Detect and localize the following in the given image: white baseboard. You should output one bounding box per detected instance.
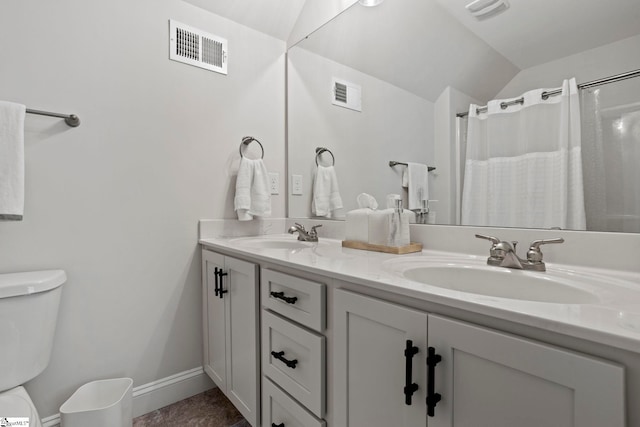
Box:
[41,366,214,427]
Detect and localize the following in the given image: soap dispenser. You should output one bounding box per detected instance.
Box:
[389,199,410,247]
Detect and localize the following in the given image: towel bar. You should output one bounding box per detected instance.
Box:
[26,108,80,127]
[389,161,435,172]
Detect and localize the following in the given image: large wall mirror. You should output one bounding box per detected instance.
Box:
[287,0,640,233]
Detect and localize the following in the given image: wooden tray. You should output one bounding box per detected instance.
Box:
[341,240,423,255]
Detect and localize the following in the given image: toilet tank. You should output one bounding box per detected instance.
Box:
[0,270,66,392]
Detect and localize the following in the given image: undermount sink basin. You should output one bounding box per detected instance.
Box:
[385,258,603,304]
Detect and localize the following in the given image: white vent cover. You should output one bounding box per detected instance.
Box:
[169,20,227,75]
[331,78,362,112]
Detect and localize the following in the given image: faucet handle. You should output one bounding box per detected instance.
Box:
[475,234,500,245]
[294,223,306,231]
[526,238,564,263]
[309,224,322,236]
[476,234,507,261]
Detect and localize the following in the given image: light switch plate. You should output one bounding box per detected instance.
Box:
[292,174,303,195]
[269,173,279,195]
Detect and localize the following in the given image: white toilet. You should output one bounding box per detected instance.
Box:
[0,270,66,427]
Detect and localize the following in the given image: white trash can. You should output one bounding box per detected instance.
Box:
[60,377,133,427]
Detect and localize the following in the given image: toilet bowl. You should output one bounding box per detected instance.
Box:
[0,270,66,427]
[0,386,41,427]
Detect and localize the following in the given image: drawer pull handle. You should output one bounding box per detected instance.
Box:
[213,267,220,297]
[271,350,298,369]
[426,346,442,417]
[404,339,419,405]
[270,291,298,304]
[272,424,285,427]
[216,269,228,299]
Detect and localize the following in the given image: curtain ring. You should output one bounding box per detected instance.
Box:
[315,147,335,166]
[239,136,264,159]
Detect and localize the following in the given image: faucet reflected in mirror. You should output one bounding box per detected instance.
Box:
[288,223,322,242]
[286,0,640,234]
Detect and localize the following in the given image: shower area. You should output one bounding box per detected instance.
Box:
[456,69,640,233]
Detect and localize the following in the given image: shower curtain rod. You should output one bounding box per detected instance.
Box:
[455,68,640,118]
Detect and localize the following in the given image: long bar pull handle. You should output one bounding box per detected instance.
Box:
[270,291,298,305]
[213,267,220,297]
[272,423,285,427]
[216,270,228,299]
[271,351,298,369]
[404,340,420,405]
[426,347,442,417]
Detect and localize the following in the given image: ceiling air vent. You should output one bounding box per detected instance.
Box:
[169,20,227,75]
[332,78,362,112]
[465,0,509,20]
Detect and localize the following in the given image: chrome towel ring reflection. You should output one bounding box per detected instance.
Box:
[239,136,264,159]
[315,147,335,166]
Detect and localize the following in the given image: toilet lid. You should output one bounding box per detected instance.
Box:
[0,394,34,422]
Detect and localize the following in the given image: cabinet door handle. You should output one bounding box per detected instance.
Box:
[216,269,228,299]
[271,350,298,369]
[404,340,419,405]
[272,424,285,427]
[426,346,442,417]
[270,291,298,304]
[213,267,220,296]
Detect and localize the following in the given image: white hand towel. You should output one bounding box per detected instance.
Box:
[404,162,429,210]
[312,165,343,217]
[0,101,26,220]
[234,157,272,221]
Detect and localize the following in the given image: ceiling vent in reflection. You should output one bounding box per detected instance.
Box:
[169,20,227,75]
[332,78,362,112]
[465,0,509,20]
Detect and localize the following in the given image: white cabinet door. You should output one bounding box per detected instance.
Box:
[202,250,226,389]
[202,250,259,426]
[225,256,259,426]
[428,315,625,427]
[333,289,428,427]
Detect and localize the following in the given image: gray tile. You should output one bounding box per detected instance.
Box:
[133,388,246,427]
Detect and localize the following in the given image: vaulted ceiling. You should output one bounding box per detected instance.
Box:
[183,0,640,102]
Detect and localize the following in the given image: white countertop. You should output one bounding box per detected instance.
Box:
[200,234,640,354]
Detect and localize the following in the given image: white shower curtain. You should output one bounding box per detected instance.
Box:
[461,78,586,230]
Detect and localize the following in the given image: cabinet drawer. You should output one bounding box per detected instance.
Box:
[262,377,326,427]
[262,310,325,417]
[261,269,325,332]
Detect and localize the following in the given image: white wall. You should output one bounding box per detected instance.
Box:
[288,46,434,218]
[0,0,285,418]
[287,0,358,48]
[497,34,640,99]
[433,87,479,225]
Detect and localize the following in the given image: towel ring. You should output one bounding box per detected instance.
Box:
[315,147,335,166]
[239,136,264,159]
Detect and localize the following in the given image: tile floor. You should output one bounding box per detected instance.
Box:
[133,388,249,427]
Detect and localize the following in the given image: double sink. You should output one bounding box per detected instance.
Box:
[229,235,633,306]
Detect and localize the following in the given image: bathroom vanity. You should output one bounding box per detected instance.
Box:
[200,229,640,427]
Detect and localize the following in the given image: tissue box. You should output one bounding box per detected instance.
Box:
[345,209,372,242]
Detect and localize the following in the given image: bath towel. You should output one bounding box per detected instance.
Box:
[0,101,26,220]
[234,157,271,221]
[402,162,429,210]
[312,165,343,217]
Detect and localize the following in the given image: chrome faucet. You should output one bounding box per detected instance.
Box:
[288,223,322,242]
[475,234,564,272]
